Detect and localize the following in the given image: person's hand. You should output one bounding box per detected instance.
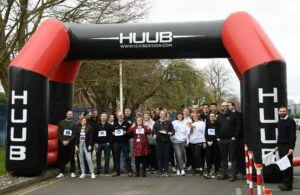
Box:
[94,143,99,150]
[207,141,213,146]
[112,132,115,135]
[288,149,294,156]
[131,123,136,128]
[274,147,278,152]
[231,137,236,141]
[107,142,110,146]
[167,132,173,135]
[88,145,92,151]
[159,130,167,134]
[63,140,69,146]
[123,130,126,134]
[217,138,220,142]
[75,146,79,153]
[153,135,157,140]
[203,143,206,149]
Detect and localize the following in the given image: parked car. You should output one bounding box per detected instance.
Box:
[294,118,300,131]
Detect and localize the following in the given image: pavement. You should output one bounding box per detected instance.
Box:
[1,130,300,195]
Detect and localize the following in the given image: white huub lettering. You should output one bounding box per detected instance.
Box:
[120,32,173,44]
[9,90,28,161]
[258,87,279,156]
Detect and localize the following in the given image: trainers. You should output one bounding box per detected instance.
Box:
[216,175,227,180]
[56,173,64,179]
[172,167,176,172]
[181,170,185,176]
[128,172,133,177]
[176,170,180,176]
[187,166,192,171]
[111,172,120,177]
[91,173,96,179]
[229,176,236,182]
[70,172,76,178]
[163,173,170,177]
[79,173,86,179]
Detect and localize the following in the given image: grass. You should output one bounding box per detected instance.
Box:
[0,148,5,176]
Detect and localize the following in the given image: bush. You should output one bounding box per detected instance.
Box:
[290,113,300,118]
[0,92,7,104]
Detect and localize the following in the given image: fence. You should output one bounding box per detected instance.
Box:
[0,104,7,147]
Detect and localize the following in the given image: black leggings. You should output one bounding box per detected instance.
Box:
[206,141,220,173]
[156,142,171,173]
[190,143,205,170]
[135,156,148,173]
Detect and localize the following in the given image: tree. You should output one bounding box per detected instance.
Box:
[0,0,149,93]
[203,60,233,103]
[145,59,210,109]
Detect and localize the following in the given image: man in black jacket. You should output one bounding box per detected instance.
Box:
[56,111,76,179]
[276,106,296,191]
[93,112,114,175]
[216,102,240,182]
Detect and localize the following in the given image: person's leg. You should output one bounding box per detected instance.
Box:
[129,138,136,173]
[151,145,158,170]
[218,140,228,177]
[169,145,175,169]
[69,143,76,173]
[164,143,171,174]
[185,145,192,168]
[229,139,238,178]
[156,142,164,174]
[96,143,102,174]
[113,142,121,174]
[135,156,141,176]
[172,143,181,170]
[236,138,246,175]
[122,142,132,173]
[78,143,85,174]
[83,144,94,174]
[199,143,205,172]
[279,144,293,188]
[103,143,111,174]
[206,144,213,173]
[120,151,125,172]
[142,156,147,174]
[213,141,220,174]
[58,143,67,174]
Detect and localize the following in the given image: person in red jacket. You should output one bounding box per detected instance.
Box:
[128,116,152,177]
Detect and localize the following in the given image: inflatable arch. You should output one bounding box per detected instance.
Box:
[6,12,292,179]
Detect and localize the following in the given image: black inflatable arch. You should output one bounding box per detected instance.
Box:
[7,12,286,179]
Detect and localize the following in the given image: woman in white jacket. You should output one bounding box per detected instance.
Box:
[171,112,189,176]
[188,111,206,176]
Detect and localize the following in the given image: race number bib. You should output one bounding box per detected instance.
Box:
[136,128,144,134]
[98,131,107,137]
[115,129,124,136]
[80,131,85,141]
[63,129,72,136]
[208,128,215,136]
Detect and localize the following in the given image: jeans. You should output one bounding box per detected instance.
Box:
[218,139,237,177]
[96,143,111,174]
[156,142,171,173]
[113,142,132,174]
[129,138,136,172]
[172,142,186,170]
[78,142,94,174]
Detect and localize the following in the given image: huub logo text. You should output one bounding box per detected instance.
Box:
[9,90,28,161]
[119,32,173,44]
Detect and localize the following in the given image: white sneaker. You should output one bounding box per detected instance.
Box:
[91,173,96,179]
[176,170,180,176]
[71,172,76,178]
[187,166,192,171]
[79,173,86,179]
[56,173,64,179]
[172,167,176,172]
[181,170,186,176]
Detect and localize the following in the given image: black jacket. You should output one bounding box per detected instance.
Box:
[216,111,240,139]
[75,124,94,148]
[153,119,175,143]
[205,122,217,141]
[93,122,114,144]
[277,117,297,149]
[113,120,131,143]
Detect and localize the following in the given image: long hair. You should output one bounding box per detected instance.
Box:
[80,117,92,133]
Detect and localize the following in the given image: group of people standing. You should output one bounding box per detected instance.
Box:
[55,101,245,181]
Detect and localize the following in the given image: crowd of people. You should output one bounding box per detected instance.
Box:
[55,101,245,181]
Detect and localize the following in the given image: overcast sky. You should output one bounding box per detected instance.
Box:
[146,0,300,103]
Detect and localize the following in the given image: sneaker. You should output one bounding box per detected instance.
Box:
[79,173,86,179]
[172,167,176,172]
[216,175,227,180]
[229,176,236,182]
[187,166,192,171]
[235,173,245,179]
[210,173,217,179]
[203,172,211,179]
[111,172,120,177]
[156,173,162,177]
[56,173,64,179]
[105,174,110,177]
[163,173,170,177]
[91,173,96,179]
[176,170,180,176]
[128,172,133,177]
[181,170,185,176]
[70,172,76,178]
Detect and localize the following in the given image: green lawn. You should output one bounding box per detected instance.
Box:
[0,148,5,175]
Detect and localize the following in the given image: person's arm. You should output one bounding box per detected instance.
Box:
[69,123,77,142]
[216,118,220,140]
[88,127,94,147]
[58,121,64,143]
[145,126,151,135]
[289,119,297,150]
[234,114,241,139]
[205,125,209,141]
[75,126,79,147]
[168,121,175,135]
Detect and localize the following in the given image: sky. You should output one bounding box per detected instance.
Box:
[146,0,300,103]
